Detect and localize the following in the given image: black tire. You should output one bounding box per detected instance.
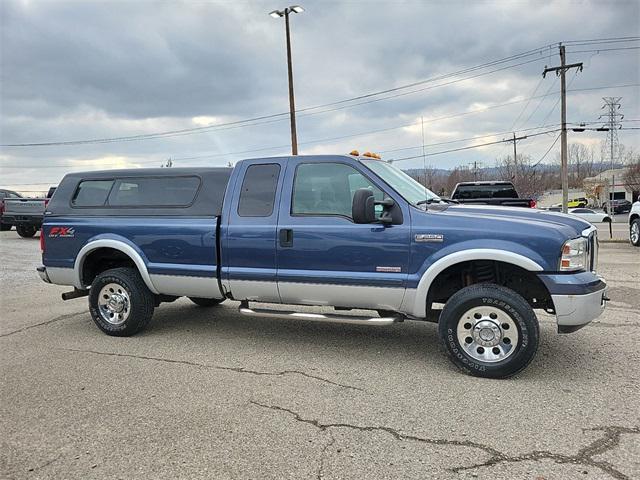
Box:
[16,225,37,237]
[630,218,640,247]
[603,216,612,223]
[89,267,155,336]
[0,223,12,231]
[438,284,539,379]
[189,297,225,307]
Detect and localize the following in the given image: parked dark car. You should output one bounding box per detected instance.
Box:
[0,189,23,231]
[603,199,632,214]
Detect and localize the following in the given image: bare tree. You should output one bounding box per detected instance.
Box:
[568,143,596,187]
[623,148,640,197]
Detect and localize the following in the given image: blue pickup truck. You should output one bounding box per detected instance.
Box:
[38,154,607,378]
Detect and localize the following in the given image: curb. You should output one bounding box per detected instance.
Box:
[599,239,630,244]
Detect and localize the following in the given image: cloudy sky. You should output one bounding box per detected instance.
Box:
[1,0,639,192]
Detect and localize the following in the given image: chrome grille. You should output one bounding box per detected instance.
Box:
[582,227,598,273]
[591,231,598,272]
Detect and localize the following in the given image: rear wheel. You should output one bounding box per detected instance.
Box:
[16,225,37,237]
[89,267,155,336]
[438,284,539,379]
[189,297,225,307]
[0,223,12,231]
[630,219,640,247]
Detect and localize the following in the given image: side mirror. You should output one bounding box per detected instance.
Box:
[352,188,376,224]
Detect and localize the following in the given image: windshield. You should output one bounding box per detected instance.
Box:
[361,159,439,206]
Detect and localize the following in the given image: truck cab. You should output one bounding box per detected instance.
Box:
[38,155,607,378]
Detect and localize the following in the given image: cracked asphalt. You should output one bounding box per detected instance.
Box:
[1,231,639,479]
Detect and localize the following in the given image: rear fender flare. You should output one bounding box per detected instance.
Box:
[74,237,159,294]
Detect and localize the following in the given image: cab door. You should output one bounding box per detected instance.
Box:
[275,157,411,310]
[222,159,286,302]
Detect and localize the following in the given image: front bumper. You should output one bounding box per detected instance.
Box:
[552,286,607,333]
[538,271,607,333]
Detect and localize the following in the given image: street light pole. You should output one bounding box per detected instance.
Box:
[270,6,304,155]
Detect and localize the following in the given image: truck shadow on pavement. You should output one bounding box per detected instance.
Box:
[51,300,604,382]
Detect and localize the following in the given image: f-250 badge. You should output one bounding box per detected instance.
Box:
[49,227,75,238]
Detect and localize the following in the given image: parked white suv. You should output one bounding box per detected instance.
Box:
[630,195,640,247]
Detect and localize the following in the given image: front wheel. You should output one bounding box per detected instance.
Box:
[16,225,37,237]
[631,218,640,247]
[438,284,539,379]
[189,297,225,307]
[89,267,155,336]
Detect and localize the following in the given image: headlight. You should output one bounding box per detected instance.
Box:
[560,237,588,271]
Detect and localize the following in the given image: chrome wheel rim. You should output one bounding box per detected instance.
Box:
[631,222,639,244]
[98,283,131,325]
[456,306,519,363]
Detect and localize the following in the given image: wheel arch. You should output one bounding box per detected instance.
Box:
[409,249,545,318]
[74,237,159,293]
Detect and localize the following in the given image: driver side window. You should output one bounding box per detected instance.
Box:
[292,163,384,219]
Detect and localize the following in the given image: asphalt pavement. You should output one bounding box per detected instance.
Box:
[1,231,639,479]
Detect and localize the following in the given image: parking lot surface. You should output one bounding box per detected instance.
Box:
[1,231,639,479]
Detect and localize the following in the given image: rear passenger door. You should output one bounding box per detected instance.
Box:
[222,159,285,302]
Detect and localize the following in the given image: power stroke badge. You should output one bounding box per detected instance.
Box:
[415,233,444,243]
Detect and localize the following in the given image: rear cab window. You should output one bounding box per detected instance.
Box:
[452,184,518,200]
[238,164,281,217]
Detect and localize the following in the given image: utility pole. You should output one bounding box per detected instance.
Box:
[467,160,483,181]
[543,44,583,213]
[502,132,527,184]
[599,97,623,215]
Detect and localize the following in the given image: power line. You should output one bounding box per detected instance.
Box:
[2,80,638,170]
[532,133,562,167]
[378,123,562,154]
[0,41,586,148]
[3,36,638,148]
[564,46,640,54]
[1,56,550,148]
[563,36,640,44]
[388,129,560,163]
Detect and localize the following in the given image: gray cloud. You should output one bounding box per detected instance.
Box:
[1,0,639,189]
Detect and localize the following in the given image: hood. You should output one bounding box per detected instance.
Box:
[442,204,591,236]
[412,204,593,271]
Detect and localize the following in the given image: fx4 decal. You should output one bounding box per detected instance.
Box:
[49,227,75,238]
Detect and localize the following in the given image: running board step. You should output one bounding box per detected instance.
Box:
[239,304,402,326]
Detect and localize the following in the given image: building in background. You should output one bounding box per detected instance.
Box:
[583,168,638,206]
